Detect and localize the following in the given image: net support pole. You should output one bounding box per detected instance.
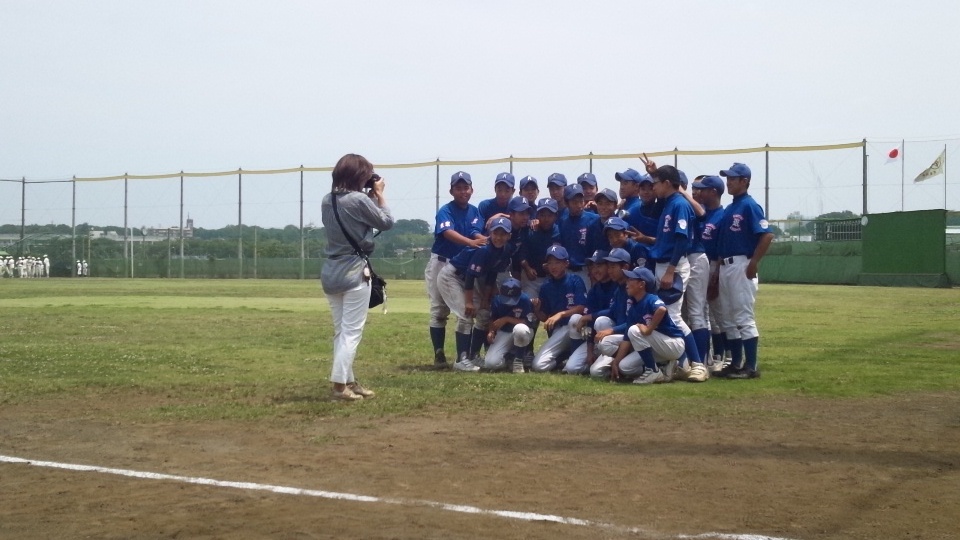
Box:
[673,147,678,168]
[124,175,130,278]
[179,173,185,279]
[71,177,76,277]
[300,166,305,280]
[238,169,243,279]
[509,155,513,175]
[764,143,770,219]
[435,158,440,214]
[862,139,868,215]
[19,177,25,257]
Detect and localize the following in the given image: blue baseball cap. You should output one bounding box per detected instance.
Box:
[577,172,597,186]
[547,173,568,187]
[536,198,559,214]
[587,249,609,264]
[498,277,523,305]
[594,188,618,204]
[693,175,725,195]
[678,170,688,188]
[604,248,632,264]
[450,171,472,186]
[495,172,515,188]
[720,162,752,179]
[546,245,569,261]
[563,183,584,200]
[519,175,538,189]
[508,196,530,213]
[603,216,629,231]
[623,266,658,294]
[657,272,684,305]
[489,216,512,233]
[615,168,643,183]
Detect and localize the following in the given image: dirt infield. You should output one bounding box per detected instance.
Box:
[2,391,958,540]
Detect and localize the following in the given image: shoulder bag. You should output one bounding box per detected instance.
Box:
[331,192,387,309]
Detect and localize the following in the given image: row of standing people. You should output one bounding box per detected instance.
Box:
[424,158,773,382]
[1,255,51,278]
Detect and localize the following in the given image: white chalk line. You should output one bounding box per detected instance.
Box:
[1,454,795,540]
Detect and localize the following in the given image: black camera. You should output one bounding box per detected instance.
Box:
[365,173,381,191]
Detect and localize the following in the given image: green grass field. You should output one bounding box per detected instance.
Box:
[1,278,958,422]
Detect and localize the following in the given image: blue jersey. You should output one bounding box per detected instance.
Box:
[626,293,684,338]
[538,272,587,328]
[520,224,560,278]
[614,238,649,268]
[450,243,513,288]
[593,283,634,334]
[718,193,770,258]
[431,201,483,259]
[699,206,724,261]
[584,280,618,316]
[619,196,643,231]
[648,192,693,263]
[490,294,535,332]
[507,226,528,274]
[559,211,602,269]
[478,198,510,226]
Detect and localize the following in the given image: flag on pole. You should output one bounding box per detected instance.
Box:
[913,149,946,183]
[885,145,901,164]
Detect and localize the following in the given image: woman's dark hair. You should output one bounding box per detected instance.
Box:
[332,153,374,192]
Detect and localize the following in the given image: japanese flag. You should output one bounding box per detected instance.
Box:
[885,145,901,164]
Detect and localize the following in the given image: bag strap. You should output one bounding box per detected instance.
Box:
[331,192,368,261]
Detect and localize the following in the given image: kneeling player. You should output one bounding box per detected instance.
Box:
[609,267,686,384]
[484,278,535,372]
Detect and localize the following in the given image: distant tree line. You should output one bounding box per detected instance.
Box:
[0,219,433,266]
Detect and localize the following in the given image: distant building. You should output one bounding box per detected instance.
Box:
[147,217,195,239]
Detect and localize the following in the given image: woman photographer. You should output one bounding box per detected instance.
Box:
[321,153,394,401]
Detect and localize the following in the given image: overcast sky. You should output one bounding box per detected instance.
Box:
[2,0,959,229]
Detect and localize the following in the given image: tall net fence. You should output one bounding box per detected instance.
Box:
[1,138,957,284]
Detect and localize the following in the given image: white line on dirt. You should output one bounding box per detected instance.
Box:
[1,454,795,540]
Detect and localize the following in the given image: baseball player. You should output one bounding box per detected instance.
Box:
[517,198,561,367]
[518,176,540,220]
[565,249,616,374]
[81,259,88,277]
[608,266,686,384]
[577,172,599,212]
[558,184,602,288]
[593,188,619,231]
[643,161,707,382]
[484,277,536,372]
[530,245,587,372]
[692,175,729,371]
[478,172,516,226]
[426,171,487,368]
[546,173,568,216]
[438,216,515,372]
[586,248,636,379]
[714,163,774,379]
[603,216,649,269]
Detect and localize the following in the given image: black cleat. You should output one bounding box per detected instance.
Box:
[434,349,448,369]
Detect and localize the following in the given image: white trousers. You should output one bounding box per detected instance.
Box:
[684,252,710,331]
[719,255,760,340]
[425,254,451,329]
[326,282,372,384]
[707,260,725,338]
[532,323,577,372]
[655,258,691,335]
[563,315,613,374]
[437,263,475,335]
[484,323,534,371]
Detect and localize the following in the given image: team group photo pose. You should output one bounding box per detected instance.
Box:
[400,154,775,386]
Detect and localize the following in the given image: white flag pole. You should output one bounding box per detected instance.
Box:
[945,144,948,210]
[901,139,906,211]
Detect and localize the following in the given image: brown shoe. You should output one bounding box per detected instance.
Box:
[331,386,363,401]
[348,382,375,398]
